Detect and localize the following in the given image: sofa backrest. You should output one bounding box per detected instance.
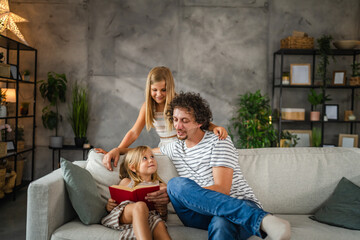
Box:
[85,147,360,215]
[237,147,360,214]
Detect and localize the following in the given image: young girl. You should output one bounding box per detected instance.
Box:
[98,66,228,170]
[101,146,171,240]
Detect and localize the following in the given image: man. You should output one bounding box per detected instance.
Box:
[103,92,291,240]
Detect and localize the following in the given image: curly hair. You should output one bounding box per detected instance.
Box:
[166,91,213,130]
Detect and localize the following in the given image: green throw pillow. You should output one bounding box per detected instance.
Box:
[310,177,360,230]
[60,158,107,225]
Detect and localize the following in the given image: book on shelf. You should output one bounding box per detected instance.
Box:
[109,184,160,210]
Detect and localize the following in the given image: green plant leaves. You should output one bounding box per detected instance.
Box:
[229,90,277,149]
[39,72,67,135]
[68,82,89,138]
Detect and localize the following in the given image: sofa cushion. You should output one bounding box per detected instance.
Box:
[60,158,107,225]
[309,177,360,230]
[85,149,121,203]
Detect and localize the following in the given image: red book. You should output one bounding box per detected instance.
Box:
[109,184,160,210]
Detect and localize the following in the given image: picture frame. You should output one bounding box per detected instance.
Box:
[338,134,358,148]
[285,130,312,147]
[325,104,339,120]
[332,71,346,86]
[290,64,311,85]
[6,141,15,151]
[10,65,22,80]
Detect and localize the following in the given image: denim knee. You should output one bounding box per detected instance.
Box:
[208,216,240,240]
[167,177,190,195]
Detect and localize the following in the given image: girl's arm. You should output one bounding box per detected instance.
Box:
[106,179,131,212]
[118,103,146,148]
[102,103,146,171]
[208,122,228,140]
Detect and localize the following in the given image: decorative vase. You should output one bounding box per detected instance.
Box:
[74,137,86,148]
[0,105,6,118]
[310,111,320,121]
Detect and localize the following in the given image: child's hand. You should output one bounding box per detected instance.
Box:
[213,126,228,140]
[94,148,108,154]
[106,198,118,212]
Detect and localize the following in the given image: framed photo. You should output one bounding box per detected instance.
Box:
[290,64,311,85]
[325,104,339,120]
[10,65,22,80]
[6,141,15,151]
[338,134,358,148]
[285,130,312,147]
[332,71,346,85]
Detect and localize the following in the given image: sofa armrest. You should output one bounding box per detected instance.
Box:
[26,169,76,240]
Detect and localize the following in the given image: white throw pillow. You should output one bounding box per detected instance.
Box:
[85,149,122,203]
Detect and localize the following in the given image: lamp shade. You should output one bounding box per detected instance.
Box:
[2,88,16,102]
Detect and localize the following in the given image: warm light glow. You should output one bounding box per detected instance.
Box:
[0,0,28,45]
[2,88,16,102]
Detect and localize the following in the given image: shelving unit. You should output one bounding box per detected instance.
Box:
[0,34,37,199]
[272,48,360,146]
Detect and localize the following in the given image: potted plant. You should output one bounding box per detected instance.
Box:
[229,90,277,148]
[312,127,322,147]
[350,62,360,86]
[39,72,67,148]
[317,34,333,86]
[279,130,299,147]
[68,82,89,147]
[308,89,331,121]
[22,70,30,81]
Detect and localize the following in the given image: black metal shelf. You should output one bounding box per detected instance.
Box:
[272,48,360,146]
[0,34,37,200]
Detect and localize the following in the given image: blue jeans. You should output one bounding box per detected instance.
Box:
[167,177,268,240]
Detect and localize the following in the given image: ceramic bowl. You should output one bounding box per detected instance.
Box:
[333,40,360,49]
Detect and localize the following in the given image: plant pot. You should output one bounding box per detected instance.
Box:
[20,102,30,116]
[50,136,63,148]
[74,137,87,148]
[23,75,30,81]
[310,111,320,121]
[0,105,6,118]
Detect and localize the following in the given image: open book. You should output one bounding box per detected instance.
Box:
[109,184,160,210]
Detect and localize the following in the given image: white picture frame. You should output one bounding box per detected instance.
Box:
[325,104,339,120]
[332,71,346,86]
[10,65,22,80]
[285,130,312,147]
[290,64,311,85]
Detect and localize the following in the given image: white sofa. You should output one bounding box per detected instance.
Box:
[27,147,360,240]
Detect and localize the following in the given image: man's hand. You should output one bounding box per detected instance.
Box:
[145,186,169,205]
[102,148,121,171]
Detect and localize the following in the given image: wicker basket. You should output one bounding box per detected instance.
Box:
[281,36,314,49]
[349,76,360,86]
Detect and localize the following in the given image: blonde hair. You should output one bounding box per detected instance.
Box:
[119,146,163,187]
[145,66,175,131]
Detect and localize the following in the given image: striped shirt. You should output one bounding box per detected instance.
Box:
[160,131,261,207]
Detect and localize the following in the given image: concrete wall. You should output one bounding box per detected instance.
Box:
[8,0,360,179]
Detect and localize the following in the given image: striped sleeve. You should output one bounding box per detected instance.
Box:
[210,137,238,169]
[160,141,175,159]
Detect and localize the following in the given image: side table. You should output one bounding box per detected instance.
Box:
[49,145,93,170]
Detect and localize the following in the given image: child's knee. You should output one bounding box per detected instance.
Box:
[133,201,149,214]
